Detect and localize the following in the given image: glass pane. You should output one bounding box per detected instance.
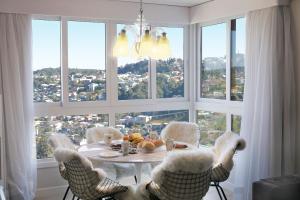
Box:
[117,24,149,100]
[68,21,106,102]
[115,110,189,136]
[35,114,109,159]
[231,18,245,101]
[32,20,61,102]
[201,23,226,99]
[231,115,241,133]
[157,27,184,98]
[196,110,226,146]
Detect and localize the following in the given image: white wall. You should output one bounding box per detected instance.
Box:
[291,0,300,173]
[190,0,289,24]
[0,0,189,25]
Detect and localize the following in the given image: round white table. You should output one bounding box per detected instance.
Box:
[78,141,195,184]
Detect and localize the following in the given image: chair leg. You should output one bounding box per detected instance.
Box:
[134,175,138,184]
[72,195,76,200]
[62,186,70,200]
[214,184,223,200]
[218,184,227,200]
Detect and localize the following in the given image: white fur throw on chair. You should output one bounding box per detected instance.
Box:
[54,147,107,179]
[151,150,213,185]
[212,131,246,171]
[119,150,214,200]
[161,121,200,146]
[48,133,76,150]
[86,127,123,144]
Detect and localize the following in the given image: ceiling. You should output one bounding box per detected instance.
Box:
[108,0,212,7]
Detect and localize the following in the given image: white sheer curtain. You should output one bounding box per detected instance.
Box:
[235,6,297,200]
[0,13,36,200]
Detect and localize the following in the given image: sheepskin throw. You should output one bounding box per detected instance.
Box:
[147,150,213,200]
[86,127,123,144]
[48,134,76,150]
[161,121,200,146]
[212,131,246,171]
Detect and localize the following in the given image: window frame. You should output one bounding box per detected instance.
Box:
[32,16,190,166]
[196,16,244,137]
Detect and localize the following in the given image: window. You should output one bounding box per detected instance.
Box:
[196,111,226,146]
[117,24,149,100]
[68,21,106,102]
[35,114,109,159]
[33,19,188,161]
[231,115,241,133]
[32,20,61,102]
[201,23,226,99]
[156,27,184,98]
[115,110,189,135]
[197,18,245,145]
[231,18,246,101]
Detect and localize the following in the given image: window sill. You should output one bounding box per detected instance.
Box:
[37,158,58,169]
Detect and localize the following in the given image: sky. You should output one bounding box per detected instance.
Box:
[202,18,245,59]
[32,18,245,70]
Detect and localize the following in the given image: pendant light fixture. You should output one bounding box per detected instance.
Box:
[113,0,171,60]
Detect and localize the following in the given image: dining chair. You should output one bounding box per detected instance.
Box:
[210,131,246,200]
[161,121,200,146]
[48,134,77,200]
[86,127,123,144]
[86,127,138,183]
[48,133,77,150]
[54,147,128,200]
[139,150,213,200]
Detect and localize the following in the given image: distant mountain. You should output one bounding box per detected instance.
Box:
[202,57,226,70]
[118,60,148,75]
[202,54,244,70]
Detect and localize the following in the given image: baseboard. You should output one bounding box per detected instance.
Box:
[35,185,69,200]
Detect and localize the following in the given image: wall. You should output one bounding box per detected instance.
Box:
[0,0,189,25]
[291,0,300,173]
[190,0,289,24]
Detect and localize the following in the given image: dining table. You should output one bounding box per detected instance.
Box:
[78,140,196,184]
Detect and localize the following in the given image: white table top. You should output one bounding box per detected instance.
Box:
[78,140,196,164]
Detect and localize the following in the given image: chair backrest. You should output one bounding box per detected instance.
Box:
[212,131,246,171]
[148,150,213,200]
[54,148,106,198]
[48,133,76,150]
[86,127,123,144]
[161,121,200,146]
[148,169,212,200]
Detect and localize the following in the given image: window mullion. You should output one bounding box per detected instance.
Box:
[226,20,231,103]
[109,23,118,106]
[197,25,202,101]
[61,18,69,107]
[150,59,156,100]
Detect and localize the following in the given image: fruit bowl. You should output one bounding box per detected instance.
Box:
[137,139,165,154]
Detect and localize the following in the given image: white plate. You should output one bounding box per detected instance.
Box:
[99,151,121,158]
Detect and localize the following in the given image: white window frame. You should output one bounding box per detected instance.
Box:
[32,16,190,167]
[196,16,244,133]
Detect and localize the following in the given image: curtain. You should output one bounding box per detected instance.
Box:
[235,6,297,200]
[0,13,36,200]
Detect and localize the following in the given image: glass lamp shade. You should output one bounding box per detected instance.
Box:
[138,30,154,58]
[113,29,129,57]
[153,32,171,60]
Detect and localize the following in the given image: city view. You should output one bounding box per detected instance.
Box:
[201,54,245,100]
[33,19,244,159]
[33,54,242,158]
